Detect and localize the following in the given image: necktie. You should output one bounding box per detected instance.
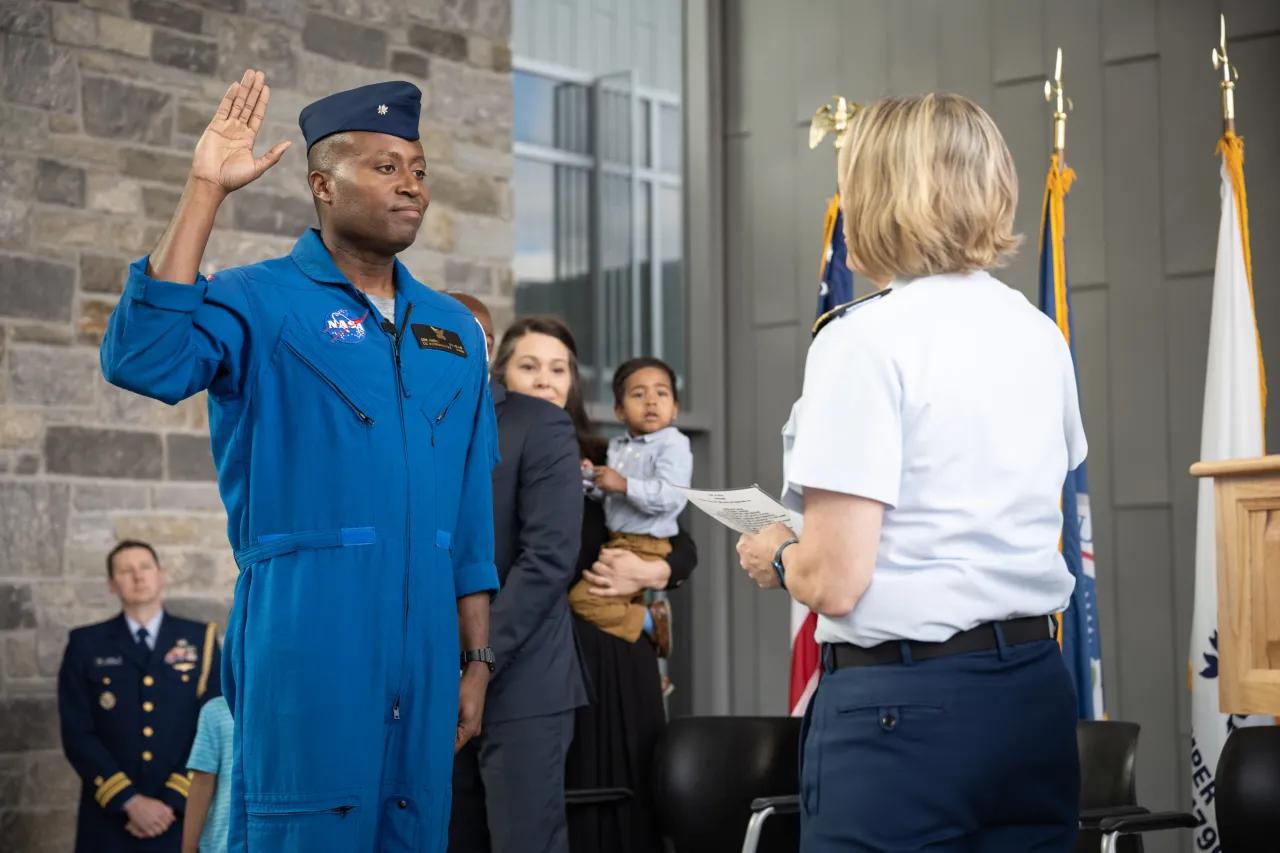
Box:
[136,627,150,650]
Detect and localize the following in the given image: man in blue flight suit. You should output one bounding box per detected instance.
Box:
[59,540,223,852]
[99,69,501,853]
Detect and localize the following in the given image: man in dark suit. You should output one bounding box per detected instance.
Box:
[448,293,589,853]
[58,540,222,853]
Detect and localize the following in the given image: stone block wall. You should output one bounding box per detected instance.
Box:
[0,0,512,846]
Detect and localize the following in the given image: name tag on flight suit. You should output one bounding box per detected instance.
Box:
[411,324,466,357]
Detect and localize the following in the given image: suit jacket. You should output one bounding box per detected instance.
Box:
[485,381,590,724]
[58,610,223,853]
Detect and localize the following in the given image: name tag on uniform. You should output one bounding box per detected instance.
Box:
[411,324,466,358]
[95,656,123,667]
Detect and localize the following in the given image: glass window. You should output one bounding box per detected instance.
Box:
[512,68,685,407]
[659,103,681,173]
[513,71,591,155]
[660,185,684,384]
[512,158,595,370]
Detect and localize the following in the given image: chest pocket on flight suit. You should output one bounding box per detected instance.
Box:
[277,317,377,428]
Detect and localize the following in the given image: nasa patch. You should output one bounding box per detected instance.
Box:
[323,309,369,344]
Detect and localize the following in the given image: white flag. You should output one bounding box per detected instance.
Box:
[1187,144,1269,851]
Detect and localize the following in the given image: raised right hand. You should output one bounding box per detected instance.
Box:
[190,68,291,196]
[123,794,175,838]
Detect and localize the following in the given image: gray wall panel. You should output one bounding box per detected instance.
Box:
[1158,0,1225,277]
[839,0,891,104]
[1103,59,1172,507]
[992,0,1045,83]
[938,0,993,105]
[1113,507,1181,853]
[749,127,800,327]
[1108,282,1173,507]
[1222,0,1280,37]
[888,0,940,95]
[1102,0,1159,63]
[990,81,1050,301]
[792,0,848,125]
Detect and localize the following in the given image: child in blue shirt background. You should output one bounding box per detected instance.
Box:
[182,696,233,853]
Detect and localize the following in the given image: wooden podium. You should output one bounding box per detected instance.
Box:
[1190,455,1280,716]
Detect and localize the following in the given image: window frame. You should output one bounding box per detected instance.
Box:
[511,57,702,428]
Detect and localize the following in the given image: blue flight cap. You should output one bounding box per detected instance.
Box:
[299,81,422,151]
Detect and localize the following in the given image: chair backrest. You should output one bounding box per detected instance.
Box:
[652,716,801,853]
[1077,720,1141,810]
[1077,720,1142,853]
[1217,725,1280,852]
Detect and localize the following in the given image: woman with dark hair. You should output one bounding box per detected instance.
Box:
[491,316,698,853]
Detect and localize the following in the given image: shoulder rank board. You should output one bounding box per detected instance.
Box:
[811,288,891,338]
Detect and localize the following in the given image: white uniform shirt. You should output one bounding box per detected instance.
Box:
[782,271,1087,647]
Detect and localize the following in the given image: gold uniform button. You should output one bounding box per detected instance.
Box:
[102,677,111,685]
[181,675,189,682]
[142,751,153,762]
[143,727,154,737]
[143,702,154,712]
[143,676,154,687]
[95,776,104,786]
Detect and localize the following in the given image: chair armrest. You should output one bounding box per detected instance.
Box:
[1080,805,1148,828]
[565,787,633,806]
[749,795,799,815]
[1099,811,1199,835]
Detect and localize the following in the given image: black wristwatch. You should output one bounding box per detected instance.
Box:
[773,539,798,590]
[461,648,495,673]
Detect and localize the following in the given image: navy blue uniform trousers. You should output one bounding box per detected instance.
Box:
[800,633,1080,852]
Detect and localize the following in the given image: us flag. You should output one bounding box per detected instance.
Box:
[790,194,854,716]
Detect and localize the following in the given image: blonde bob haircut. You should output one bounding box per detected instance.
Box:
[837,93,1022,282]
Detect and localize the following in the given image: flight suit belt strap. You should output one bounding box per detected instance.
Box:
[233,526,377,569]
[825,615,1055,669]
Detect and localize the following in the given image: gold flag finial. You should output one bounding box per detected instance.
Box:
[809,96,860,150]
[1212,13,1238,134]
[1043,47,1072,161]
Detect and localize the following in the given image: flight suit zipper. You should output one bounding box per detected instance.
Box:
[391,303,413,721]
[430,389,462,445]
[282,341,374,425]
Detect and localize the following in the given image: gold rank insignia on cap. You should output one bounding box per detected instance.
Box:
[99,691,116,710]
[812,288,891,338]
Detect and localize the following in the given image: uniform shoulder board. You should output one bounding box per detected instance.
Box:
[811,288,891,338]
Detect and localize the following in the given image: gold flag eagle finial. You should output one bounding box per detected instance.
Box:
[809,96,860,150]
[1212,13,1239,134]
[1044,48,1072,160]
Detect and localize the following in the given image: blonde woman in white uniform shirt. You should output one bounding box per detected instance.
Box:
[737,93,1088,852]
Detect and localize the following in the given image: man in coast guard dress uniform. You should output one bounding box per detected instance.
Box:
[99,69,500,853]
[59,540,223,852]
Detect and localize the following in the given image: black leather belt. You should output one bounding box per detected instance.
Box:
[825,615,1055,669]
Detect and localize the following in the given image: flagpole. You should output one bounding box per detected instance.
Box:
[1044,47,1072,167]
[1213,13,1238,135]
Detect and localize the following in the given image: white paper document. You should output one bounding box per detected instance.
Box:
[670,484,793,534]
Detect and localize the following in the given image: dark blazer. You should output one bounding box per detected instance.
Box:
[58,611,222,853]
[485,381,590,724]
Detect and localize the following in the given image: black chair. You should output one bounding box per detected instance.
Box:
[1076,720,1147,853]
[733,718,1149,853]
[1100,726,1280,852]
[651,716,801,853]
